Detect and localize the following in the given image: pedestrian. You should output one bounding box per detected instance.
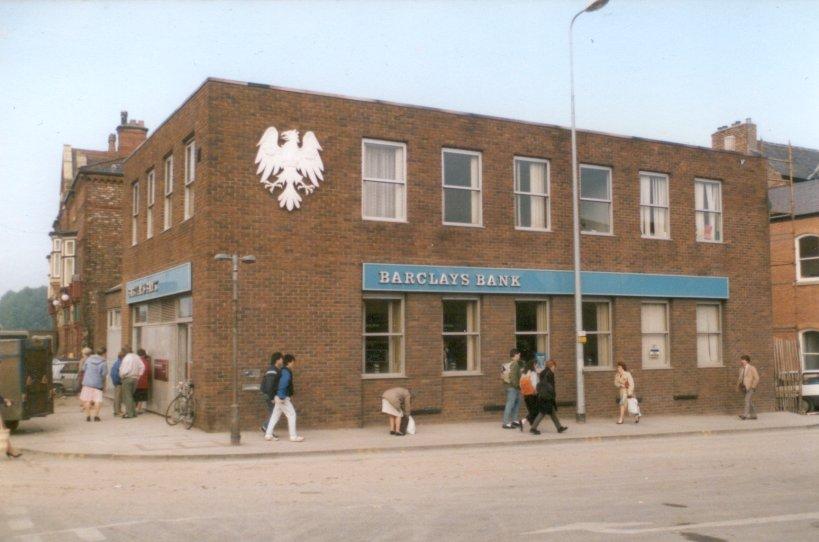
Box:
[135,348,151,414]
[110,349,124,417]
[737,354,760,420]
[77,346,92,406]
[118,346,145,419]
[264,353,305,442]
[260,352,284,435]
[0,393,22,458]
[381,387,412,436]
[519,359,539,428]
[79,347,109,422]
[530,359,568,435]
[501,348,523,430]
[614,362,640,424]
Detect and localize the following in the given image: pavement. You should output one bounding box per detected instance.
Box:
[8,397,818,460]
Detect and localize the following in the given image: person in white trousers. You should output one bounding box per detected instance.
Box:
[265,353,304,442]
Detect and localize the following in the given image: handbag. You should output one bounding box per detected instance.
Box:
[406,416,416,435]
[627,396,640,416]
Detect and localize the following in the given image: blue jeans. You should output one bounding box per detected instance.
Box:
[503,387,521,425]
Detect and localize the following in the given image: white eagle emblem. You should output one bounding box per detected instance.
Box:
[254,127,325,210]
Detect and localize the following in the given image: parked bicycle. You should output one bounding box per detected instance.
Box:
[165,380,195,429]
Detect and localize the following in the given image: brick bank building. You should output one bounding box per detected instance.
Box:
[116,78,774,431]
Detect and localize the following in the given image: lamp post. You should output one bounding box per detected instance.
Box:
[215,252,256,445]
[569,0,608,423]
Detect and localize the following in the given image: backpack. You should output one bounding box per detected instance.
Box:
[260,367,280,398]
[500,362,512,384]
[519,373,536,396]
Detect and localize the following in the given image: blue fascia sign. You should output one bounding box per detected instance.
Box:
[126,262,192,305]
[362,263,729,299]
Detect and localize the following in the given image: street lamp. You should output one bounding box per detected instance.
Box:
[569,0,608,423]
[215,252,256,445]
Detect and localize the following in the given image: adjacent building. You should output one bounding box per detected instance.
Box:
[114,78,773,431]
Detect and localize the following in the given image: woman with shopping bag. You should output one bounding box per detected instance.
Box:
[381,387,412,436]
[614,362,641,424]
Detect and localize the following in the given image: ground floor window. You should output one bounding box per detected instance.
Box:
[442,298,480,372]
[363,297,404,375]
[642,301,670,368]
[583,300,612,368]
[515,300,549,361]
[696,303,722,367]
[800,330,819,371]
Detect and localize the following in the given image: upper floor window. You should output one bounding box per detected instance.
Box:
[184,140,195,220]
[164,155,174,230]
[580,165,612,234]
[362,140,406,222]
[146,169,155,239]
[800,330,819,372]
[695,179,722,242]
[514,157,550,231]
[442,149,481,226]
[50,253,61,278]
[640,172,669,239]
[797,235,819,281]
[52,238,62,253]
[63,239,75,257]
[131,181,139,246]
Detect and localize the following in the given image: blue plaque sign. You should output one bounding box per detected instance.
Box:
[126,262,192,305]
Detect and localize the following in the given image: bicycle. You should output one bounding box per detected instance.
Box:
[165,380,196,429]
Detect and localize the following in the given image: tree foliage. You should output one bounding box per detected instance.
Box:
[0,286,51,330]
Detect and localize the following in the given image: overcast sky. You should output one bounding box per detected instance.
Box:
[1,0,817,292]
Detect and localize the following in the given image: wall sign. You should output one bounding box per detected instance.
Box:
[153,358,169,382]
[126,262,192,305]
[254,127,325,211]
[362,263,729,299]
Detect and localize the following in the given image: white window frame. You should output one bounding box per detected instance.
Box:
[799,329,819,372]
[514,298,550,358]
[61,256,74,288]
[696,303,723,367]
[361,139,408,223]
[184,140,195,220]
[146,169,155,239]
[639,171,670,240]
[580,164,613,235]
[442,297,481,374]
[52,238,62,253]
[514,156,551,232]
[164,155,174,230]
[582,298,613,370]
[107,308,121,329]
[442,148,482,227]
[796,234,819,283]
[63,239,75,257]
[361,295,405,378]
[131,181,139,246]
[695,178,723,243]
[50,252,61,279]
[641,300,670,369]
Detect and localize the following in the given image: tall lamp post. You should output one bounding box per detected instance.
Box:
[215,252,256,445]
[569,0,609,423]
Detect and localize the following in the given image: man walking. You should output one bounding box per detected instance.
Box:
[502,349,523,429]
[260,352,283,435]
[119,346,145,419]
[265,353,304,442]
[737,354,760,420]
[110,349,124,416]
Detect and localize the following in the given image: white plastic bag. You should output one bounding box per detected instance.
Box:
[406,415,416,435]
[627,397,640,416]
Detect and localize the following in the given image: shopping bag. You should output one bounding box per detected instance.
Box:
[406,416,416,435]
[627,397,640,416]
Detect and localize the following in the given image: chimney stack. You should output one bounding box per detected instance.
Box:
[711,118,757,154]
[116,110,148,156]
[107,133,116,153]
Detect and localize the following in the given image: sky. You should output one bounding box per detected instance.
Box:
[0,0,817,292]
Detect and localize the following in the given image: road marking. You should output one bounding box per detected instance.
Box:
[522,511,819,536]
[8,518,34,530]
[74,527,106,541]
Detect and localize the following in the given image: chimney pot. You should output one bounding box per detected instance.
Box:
[107,133,116,153]
[120,111,128,125]
[745,117,752,124]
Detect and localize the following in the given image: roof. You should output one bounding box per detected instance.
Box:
[78,157,124,175]
[769,178,819,217]
[71,148,118,177]
[758,141,819,181]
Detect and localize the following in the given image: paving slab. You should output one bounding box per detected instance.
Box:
[8,397,818,460]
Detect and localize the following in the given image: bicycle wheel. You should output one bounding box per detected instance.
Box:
[183,396,196,429]
[165,395,186,426]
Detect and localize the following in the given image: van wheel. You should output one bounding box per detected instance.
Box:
[799,398,813,415]
[4,420,19,432]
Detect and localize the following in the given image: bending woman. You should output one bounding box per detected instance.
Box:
[381,387,411,436]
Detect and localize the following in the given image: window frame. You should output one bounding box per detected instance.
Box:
[796,234,819,283]
[63,239,75,257]
[163,155,174,230]
[441,148,483,228]
[361,294,406,378]
[799,329,819,373]
[514,156,551,232]
[183,140,195,220]
[146,169,155,239]
[441,296,481,374]
[131,181,139,246]
[361,138,408,223]
[580,164,614,235]
[514,298,550,359]
[696,302,723,367]
[582,298,613,370]
[52,238,62,253]
[639,171,671,240]
[694,178,724,243]
[641,300,671,369]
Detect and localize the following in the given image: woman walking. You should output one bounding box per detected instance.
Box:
[614,362,640,424]
[79,348,108,422]
[135,348,151,414]
[0,393,22,458]
[530,359,568,435]
[519,359,539,429]
[381,387,411,436]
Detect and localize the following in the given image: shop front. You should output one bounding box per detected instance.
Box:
[126,263,192,413]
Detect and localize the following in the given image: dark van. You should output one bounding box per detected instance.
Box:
[0,331,54,431]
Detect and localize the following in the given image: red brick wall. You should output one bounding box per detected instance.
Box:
[122,80,774,430]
